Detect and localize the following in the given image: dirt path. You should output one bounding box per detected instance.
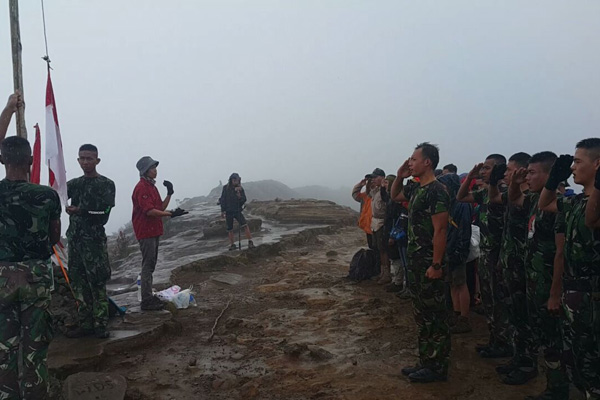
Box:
[100,227,546,400]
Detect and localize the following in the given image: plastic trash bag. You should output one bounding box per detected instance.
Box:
[467,224,480,263]
[156,285,197,309]
[156,285,181,302]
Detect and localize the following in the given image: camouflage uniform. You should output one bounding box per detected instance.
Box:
[556,194,600,398]
[0,179,61,400]
[523,192,569,394]
[497,191,536,371]
[472,188,509,348]
[67,176,115,333]
[404,181,451,375]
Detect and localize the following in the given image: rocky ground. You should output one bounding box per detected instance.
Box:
[83,226,551,400]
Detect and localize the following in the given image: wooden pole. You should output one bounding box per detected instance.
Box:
[9,0,27,139]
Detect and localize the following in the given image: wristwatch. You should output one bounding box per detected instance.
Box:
[432,263,442,271]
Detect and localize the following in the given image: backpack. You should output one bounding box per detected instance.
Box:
[446,202,472,266]
[347,248,378,281]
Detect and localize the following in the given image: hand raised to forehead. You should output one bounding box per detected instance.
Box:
[489,164,507,186]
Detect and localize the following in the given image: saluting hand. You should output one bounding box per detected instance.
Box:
[468,163,483,179]
[397,159,411,179]
[512,167,528,186]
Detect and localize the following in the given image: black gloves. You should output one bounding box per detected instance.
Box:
[595,167,600,191]
[489,164,507,186]
[170,208,188,218]
[163,180,174,196]
[545,155,573,191]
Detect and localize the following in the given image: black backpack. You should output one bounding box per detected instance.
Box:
[347,248,378,281]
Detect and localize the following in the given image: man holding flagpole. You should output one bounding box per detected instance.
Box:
[0,92,21,142]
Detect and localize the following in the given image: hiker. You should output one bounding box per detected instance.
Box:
[64,144,116,339]
[0,136,61,399]
[438,173,473,334]
[384,174,409,296]
[367,168,391,284]
[352,176,374,248]
[540,139,600,399]
[0,92,21,142]
[391,142,451,383]
[219,173,255,250]
[132,156,188,311]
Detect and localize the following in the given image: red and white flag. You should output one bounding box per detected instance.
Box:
[31,123,41,184]
[45,70,68,205]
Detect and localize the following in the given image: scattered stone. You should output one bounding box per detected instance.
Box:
[231,353,244,360]
[283,343,308,357]
[307,345,334,361]
[326,250,338,257]
[188,358,197,367]
[64,372,127,400]
[225,317,244,329]
[210,273,243,286]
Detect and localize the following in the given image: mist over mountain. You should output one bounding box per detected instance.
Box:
[178,180,356,211]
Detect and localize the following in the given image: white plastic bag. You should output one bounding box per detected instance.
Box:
[156,285,181,302]
[467,224,480,263]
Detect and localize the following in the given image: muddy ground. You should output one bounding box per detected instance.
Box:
[98,227,548,400]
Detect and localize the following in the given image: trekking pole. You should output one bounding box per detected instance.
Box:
[237,192,242,250]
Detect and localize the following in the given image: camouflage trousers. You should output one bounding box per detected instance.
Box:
[498,255,536,371]
[526,265,569,393]
[479,247,511,348]
[68,238,110,332]
[0,260,53,400]
[562,285,600,399]
[407,260,451,375]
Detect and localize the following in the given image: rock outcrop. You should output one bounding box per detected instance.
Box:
[245,199,358,226]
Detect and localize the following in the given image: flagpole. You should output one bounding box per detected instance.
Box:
[9,0,27,139]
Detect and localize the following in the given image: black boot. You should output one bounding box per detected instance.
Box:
[524,386,569,400]
[502,368,538,385]
[65,327,94,339]
[496,357,520,375]
[479,345,513,358]
[408,368,447,383]
[401,364,422,376]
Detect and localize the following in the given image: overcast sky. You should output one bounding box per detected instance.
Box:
[1,1,599,234]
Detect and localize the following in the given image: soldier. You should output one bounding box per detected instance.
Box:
[539,138,600,399]
[391,142,450,383]
[509,151,570,399]
[489,152,537,384]
[0,136,61,399]
[456,154,511,357]
[64,144,116,339]
[132,156,187,311]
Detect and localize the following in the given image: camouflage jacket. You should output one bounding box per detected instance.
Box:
[404,180,450,261]
[556,194,600,283]
[524,192,557,270]
[67,175,115,240]
[472,187,506,252]
[0,179,61,262]
[500,191,529,264]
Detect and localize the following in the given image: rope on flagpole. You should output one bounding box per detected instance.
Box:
[41,0,52,69]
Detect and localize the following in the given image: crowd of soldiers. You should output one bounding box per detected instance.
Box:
[354,141,599,399]
[0,88,599,400]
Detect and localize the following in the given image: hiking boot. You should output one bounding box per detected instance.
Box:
[401,365,422,376]
[479,345,513,358]
[95,328,110,339]
[385,283,403,293]
[495,357,519,375]
[228,244,237,251]
[524,387,569,400]
[408,368,447,383]
[450,316,472,334]
[141,296,165,311]
[248,240,255,249]
[502,368,538,385]
[396,289,412,300]
[447,312,459,327]
[377,275,392,285]
[65,327,94,339]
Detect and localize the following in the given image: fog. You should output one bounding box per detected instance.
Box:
[1,1,599,234]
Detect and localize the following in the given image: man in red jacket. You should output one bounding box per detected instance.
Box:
[132,156,187,311]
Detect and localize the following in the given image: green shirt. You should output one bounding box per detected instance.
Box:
[404,180,450,261]
[67,175,116,240]
[556,194,600,281]
[0,179,61,262]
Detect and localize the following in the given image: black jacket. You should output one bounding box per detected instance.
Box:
[219,185,247,213]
